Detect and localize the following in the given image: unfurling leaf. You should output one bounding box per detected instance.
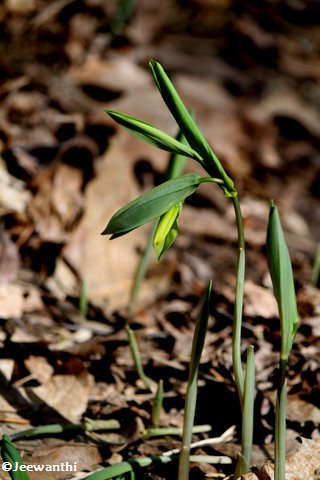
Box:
[105,110,203,163]
[267,202,299,360]
[102,174,202,237]
[153,203,182,260]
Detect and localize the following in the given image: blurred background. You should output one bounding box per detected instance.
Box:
[0,0,319,312]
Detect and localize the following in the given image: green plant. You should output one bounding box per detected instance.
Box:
[125,324,154,390]
[1,434,29,480]
[127,131,187,317]
[79,279,89,321]
[178,281,211,480]
[267,202,299,480]
[234,345,255,477]
[103,60,253,477]
[111,0,137,36]
[152,379,164,427]
[9,418,120,442]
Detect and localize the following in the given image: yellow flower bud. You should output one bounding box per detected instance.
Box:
[153,203,182,260]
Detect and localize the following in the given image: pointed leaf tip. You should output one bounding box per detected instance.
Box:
[104,109,202,161]
[267,202,298,360]
[148,60,235,194]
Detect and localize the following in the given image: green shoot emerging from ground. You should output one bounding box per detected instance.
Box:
[267,202,299,480]
[103,60,254,477]
[178,282,211,480]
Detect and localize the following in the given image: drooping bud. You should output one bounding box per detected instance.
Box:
[153,203,182,260]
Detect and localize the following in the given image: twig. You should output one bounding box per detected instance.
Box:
[163,425,236,456]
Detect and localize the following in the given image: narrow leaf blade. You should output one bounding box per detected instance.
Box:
[106,110,202,161]
[1,434,30,480]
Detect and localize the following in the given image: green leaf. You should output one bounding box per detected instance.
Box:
[111,0,136,36]
[1,434,30,480]
[153,203,182,260]
[149,60,235,195]
[105,111,203,162]
[102,174,202,237]
[164,130,187,180]
[267,202,299,360]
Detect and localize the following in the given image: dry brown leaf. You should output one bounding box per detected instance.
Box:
[247,87,320,139]
[0,359,14,381]
[0,233,19,283]
[181,206,236,242]
[29,164,84,244]
[63,127,174,312]
[47,258,79,299]
[0,159,31,215]
[51,164,83,231]
[266,392,320,425]
[242,438,320,480]
[285,437,320,480]
[23,443,102,480]
[243,281,278,319]
[286,395,320,426]
[69,55,150,92]
[0,282,43,319]
[0,284,24,318]
[32,371,93,423]
[25,356,54,384]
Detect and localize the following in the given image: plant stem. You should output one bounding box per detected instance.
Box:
[144,424,211,439]
[311,243,320,287]
[275,359,287,480]
[234,346,255,477]
[231,195,245,409]
[178,282,211,480]
[10,419,120,441]
[83,452,230,480]
[127,132,186,317]
[127,220,158,318]
[125,324,154,390]
[111,0,137,36]
[152,379,164,427]
[79,279,89,321]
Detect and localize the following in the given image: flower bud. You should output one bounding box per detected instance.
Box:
[153,203,182,260]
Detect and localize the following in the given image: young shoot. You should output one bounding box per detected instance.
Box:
[178,282,211,480]
[267,202,299,480]
[234,345,255,477]
[111,0,137,36]
[125,324,154,390]
[103,60,253,476]
[79,279,89,321]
